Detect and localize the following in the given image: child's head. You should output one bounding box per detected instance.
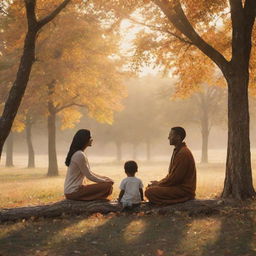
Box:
[124,160,138,176]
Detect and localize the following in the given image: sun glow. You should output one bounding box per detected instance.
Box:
[120,19,161,76]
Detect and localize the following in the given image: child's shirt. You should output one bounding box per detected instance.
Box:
[119,177,143,204]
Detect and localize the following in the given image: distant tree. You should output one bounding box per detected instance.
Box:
[5,132,14,167]
[191,86,227,163]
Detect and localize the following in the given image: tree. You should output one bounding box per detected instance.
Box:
[153,0,256,199]
[0,0,71,160]
[32,7,126,176]
[3,115,26,167]
[0,1,126,175]
[5,131,14,167]
[194,86,227,163]
[125,0,255,199]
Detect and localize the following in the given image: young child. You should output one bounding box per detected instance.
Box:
[118,160,144,209]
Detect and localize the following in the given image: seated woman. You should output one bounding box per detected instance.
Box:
[64,129,113,201]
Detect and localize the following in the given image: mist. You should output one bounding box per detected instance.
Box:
[3,74,256,169]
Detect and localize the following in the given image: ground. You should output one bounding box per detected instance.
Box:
[0,160,256,256]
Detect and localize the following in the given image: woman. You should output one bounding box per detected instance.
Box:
[64,129,113,200]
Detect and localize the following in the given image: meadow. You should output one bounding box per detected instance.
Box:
[0,152,256,256]
[0,160,226,208]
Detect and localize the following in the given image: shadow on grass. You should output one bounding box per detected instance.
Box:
[2,208,254,256]
[201,211,255,256]
[48,213,193,256]
[0,216,82,256]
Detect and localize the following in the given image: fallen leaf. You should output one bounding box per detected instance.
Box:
[156,249,164,256]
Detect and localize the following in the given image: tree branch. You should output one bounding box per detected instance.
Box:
[37,0,71,29]
[24,0,37,29]
[128,17,193,45]
[55,99,86,113]
[152,0,229,74]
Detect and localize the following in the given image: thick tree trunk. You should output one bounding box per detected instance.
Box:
[115,141,122,162]
[25,119,35,168]
[47,103,58,176]
[222,71,255,199]
[201,107,209,163]
[5,131,14,167]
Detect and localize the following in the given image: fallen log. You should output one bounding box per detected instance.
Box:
[0,199,228,222]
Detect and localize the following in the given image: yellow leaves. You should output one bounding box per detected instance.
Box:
[0,1,127,127]
[181,0,228,25]
[59,108,82,130]
[12,118,25,132]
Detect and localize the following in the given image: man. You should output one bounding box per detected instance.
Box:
[145,127,196,205]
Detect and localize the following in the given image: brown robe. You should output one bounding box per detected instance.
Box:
[145,142,196,205]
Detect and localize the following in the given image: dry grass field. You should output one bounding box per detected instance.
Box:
[0,161,228,208]
[1,152,256,256]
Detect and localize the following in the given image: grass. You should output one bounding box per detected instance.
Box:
[0,161,230,208]
[0,161,256,255]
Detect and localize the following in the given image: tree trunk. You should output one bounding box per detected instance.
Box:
[132,143,138,160]
[146,138,151,161]
[0,0,70,161]
[0,199,223,222]
[222,71,255,199]
[115,141,122,162]
[5,131,14,167]
[0,30,37,159]
[47,103,58,176]
[25,119,35,168]
[200,102,209,164]
[153,0,256,201]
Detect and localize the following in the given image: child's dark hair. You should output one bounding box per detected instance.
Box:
[124,161,138,175]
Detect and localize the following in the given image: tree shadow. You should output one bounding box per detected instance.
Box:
[49,212,193,256]
[201,211,255,256]
[0,216,83,256]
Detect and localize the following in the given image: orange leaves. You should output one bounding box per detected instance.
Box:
[0,1,127,128]
[181,0,228,25]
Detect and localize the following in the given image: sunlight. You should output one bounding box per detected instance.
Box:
[123,219,147,243]
[119,19,161,76]
[49,217,110,244]
[178,218,222,253]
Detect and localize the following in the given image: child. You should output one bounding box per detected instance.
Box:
[118,160,144,209]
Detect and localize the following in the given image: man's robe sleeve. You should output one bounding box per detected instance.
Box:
[158,151,189,187]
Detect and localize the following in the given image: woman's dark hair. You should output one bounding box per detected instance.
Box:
[124,160,138,175]
[171,126,186,141]
[65,129,91,166]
